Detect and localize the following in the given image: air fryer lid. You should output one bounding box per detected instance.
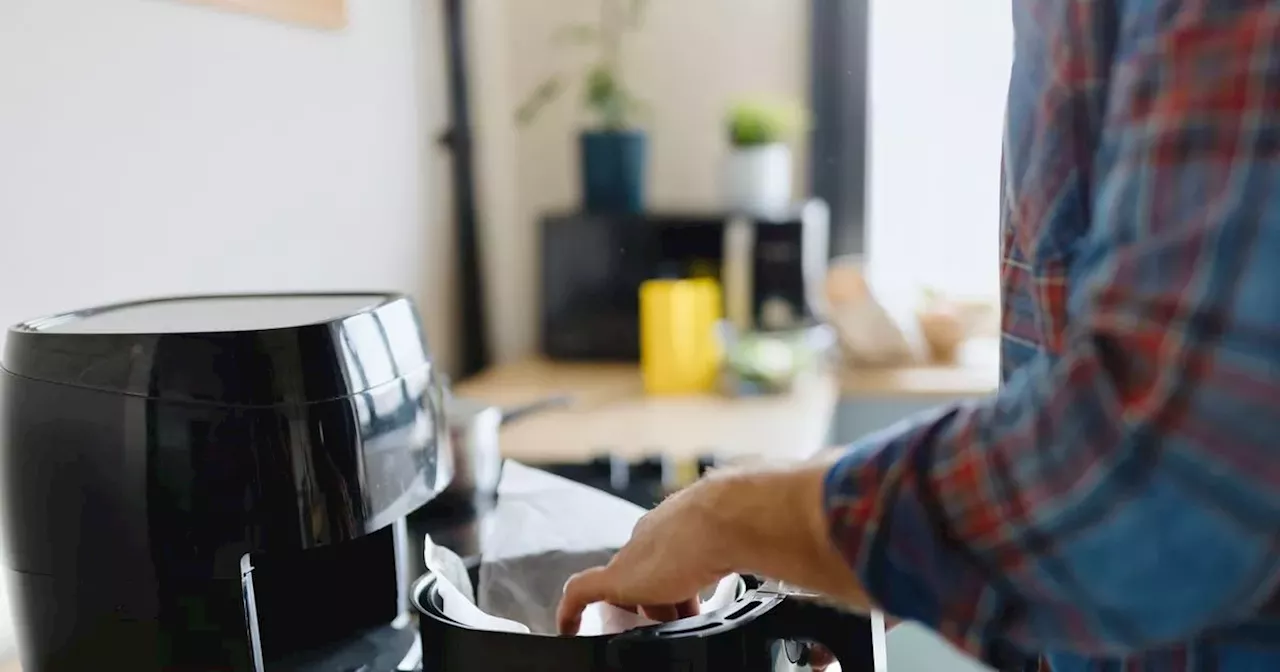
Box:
[2,292,431,405]
[25,293,384,334]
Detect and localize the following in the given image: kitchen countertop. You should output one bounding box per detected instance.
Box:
[838,338,1000,399]
[455,359,839,463]
[455,341,998,464]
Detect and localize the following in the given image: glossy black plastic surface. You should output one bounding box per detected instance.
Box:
[3,292,431,406]
[412,570,877,672]
[0,292,452,671]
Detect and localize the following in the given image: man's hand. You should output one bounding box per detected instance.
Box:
[557,455,873,636]
[554,477,734,634]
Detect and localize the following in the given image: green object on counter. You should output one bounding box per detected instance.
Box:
[722,330,818,395]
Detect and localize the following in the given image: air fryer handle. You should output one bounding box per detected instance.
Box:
[758,595,877,671]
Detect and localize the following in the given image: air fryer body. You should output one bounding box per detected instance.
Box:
[0,293,451,671]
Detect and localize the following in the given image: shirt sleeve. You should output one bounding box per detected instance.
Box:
[824,1,1280,660]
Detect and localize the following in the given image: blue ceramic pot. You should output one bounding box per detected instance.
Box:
[579,130,646,214]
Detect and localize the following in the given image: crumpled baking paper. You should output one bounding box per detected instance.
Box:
[424,460,742,636]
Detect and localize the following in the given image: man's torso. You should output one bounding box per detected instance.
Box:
[1001,2,1280,670]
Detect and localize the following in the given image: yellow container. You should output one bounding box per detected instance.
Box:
[639,278,724,395]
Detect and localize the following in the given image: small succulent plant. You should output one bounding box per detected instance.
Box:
[725,99,807,148]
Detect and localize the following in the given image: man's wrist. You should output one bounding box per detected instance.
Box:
[696,454,870,608]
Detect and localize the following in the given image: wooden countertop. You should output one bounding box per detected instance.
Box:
[838,361,998,398]
[454,342,998,464]
[839,338,999,399]
[455,359,838,464]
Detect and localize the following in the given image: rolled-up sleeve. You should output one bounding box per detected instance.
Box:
[825,1,1280,661]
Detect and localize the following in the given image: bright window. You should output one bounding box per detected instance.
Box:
[864,0,1012,311]
[811,0,1013,312]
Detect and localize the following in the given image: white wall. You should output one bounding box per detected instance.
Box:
[0,0,456,368]
[471,0,808,364]
[0,0,453,659]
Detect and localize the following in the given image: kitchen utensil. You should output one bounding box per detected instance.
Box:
[442,390,572,504]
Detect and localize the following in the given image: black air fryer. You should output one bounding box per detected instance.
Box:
[0,293,452,672]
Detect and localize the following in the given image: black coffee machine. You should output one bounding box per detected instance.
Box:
[0,293,453,672]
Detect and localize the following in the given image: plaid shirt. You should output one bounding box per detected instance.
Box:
[825,1,1280,671]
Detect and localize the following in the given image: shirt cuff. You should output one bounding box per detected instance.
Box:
[822,431,1035,670]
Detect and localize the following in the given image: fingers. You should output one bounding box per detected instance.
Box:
[559,569,708,634]
[674,598,700,620]
[558,567,612,635]
[639,604,678,621]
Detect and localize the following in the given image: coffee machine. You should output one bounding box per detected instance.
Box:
[0,293,453,671]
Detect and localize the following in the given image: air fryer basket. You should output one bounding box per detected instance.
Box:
[410,564,876,672]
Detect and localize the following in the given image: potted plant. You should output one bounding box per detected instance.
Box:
[516,0,650,214]
[723,99,806,214]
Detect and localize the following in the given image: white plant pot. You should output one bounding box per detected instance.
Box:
[723,143,792,214]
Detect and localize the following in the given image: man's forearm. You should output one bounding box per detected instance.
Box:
[698,453,872,609]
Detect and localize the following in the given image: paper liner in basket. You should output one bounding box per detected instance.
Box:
[423,461,744,637]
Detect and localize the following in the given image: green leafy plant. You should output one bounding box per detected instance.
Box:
[726,99,807,148]
[515,0,649,131]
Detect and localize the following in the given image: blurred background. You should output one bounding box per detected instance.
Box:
[0,0,1012,669]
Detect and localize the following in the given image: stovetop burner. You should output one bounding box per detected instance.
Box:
[533,454,720,509]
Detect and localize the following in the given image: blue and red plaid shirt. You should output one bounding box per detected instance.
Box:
[825,1,1280,670]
